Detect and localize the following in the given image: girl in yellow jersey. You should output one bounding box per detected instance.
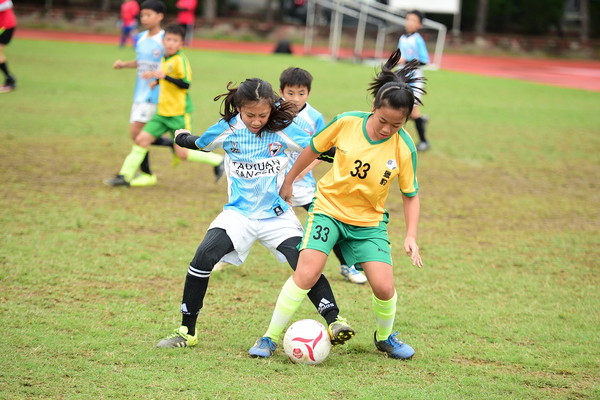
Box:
[249,49,424,360]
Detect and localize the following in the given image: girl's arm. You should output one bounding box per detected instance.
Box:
[279,146,320,204]
[174,129,199,150]
[402,193,423,268]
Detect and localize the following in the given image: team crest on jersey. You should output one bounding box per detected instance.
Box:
[230,142,240,154]
[268,142,283,157]
[386,159,397,170]
[152,48,162,58]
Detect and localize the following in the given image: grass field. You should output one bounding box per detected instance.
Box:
[0,39,599,399]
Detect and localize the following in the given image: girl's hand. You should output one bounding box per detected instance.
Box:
[404,237,423,268]
[174,129,190,139]
[279,181,293,206]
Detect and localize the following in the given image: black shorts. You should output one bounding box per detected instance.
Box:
[0,27,15,45]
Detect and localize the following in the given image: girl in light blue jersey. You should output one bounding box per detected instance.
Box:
[398,10,431,152]
[156,78,354,351]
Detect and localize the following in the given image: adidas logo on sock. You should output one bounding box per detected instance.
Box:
[318,298,334,313]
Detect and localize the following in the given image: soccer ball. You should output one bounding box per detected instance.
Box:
[283,319,331,365]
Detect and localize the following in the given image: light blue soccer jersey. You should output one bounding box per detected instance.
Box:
[195,115,311,219]
[288,102,325,193]
[398,32,430,65]
[133,29,164,104]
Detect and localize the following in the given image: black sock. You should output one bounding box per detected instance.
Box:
[180,228,234,336]
[0,62,14,84]
[153,136,174,147]
[277,237,340,325]
[414,117,427,143]
[140,153,151,175]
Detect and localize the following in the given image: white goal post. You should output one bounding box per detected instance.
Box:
[303,0,458,69]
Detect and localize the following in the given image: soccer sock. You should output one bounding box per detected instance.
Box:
[152,136,174,147]
[118,144,148,181]
[180,228,234,336]
[186,150,223,166]
[414,117,427,143]
[277,237,340,326]
[140,153,151,175]
[0,62,14,83]
[373,291,398,342]
[180,270,209,337]
[264,276,309,342]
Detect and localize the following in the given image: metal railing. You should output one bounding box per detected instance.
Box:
[303,0,447,69]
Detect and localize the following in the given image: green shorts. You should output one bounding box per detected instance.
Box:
[143,113,192,139]
[299,212,392,268]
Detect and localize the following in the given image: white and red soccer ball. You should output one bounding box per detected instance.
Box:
[283,319,331,365]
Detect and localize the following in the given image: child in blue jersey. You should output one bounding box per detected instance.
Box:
[398,10,431,152]
[249,50,424,360]
[156,78,354,350]
[110,0,173,186]
[279,67,368,285]
[106,24,224,187]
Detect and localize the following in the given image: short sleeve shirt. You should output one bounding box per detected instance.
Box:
[310,111,418,227]
[157,51,193,116]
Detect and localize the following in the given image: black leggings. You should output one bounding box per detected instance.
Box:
[180,228,340,333]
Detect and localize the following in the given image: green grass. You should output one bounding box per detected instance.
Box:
[1,39,599,399]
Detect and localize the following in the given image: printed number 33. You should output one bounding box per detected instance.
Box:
[351,159,370,179]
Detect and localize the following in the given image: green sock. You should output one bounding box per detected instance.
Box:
[119,145,148,181]
[186,150,223,166]
[373,291,397,342]
[264,276,309,342]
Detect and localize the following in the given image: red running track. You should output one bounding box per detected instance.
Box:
[16,28,600,92]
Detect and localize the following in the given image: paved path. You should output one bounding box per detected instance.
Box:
[17,28,600,92]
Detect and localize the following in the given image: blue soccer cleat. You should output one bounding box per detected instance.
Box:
[248,336,277,358]
[374,331,415,359]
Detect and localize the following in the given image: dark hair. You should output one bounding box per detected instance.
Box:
[164,23,185,40]
[368,49,425,117]
[408,9,424,23]
[140,0,166,14]
[214,78,297,136]
[279,67,313,92]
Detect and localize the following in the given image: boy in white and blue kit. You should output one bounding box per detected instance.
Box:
[279,67,367,285]
[398,9,431,152]
[109,0,172,187]
[156,78,354,350]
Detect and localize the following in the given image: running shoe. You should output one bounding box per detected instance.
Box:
[104,174,129,187]
[248,336,277,358]
[340,264,367,284]
[328,316,356,345]
[156,326,198,348]
[130,172,157,187]
[373,331,414,359]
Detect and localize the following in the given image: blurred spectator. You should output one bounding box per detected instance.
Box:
[176,0,197,46]
[120,0,140,48]
[0,0,16,93]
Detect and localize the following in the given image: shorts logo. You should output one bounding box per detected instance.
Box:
[273,206,284,216]
[269,142,283,157]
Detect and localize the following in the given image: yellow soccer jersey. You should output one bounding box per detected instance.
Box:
[310,111,418,227]
[157,51,193,117]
